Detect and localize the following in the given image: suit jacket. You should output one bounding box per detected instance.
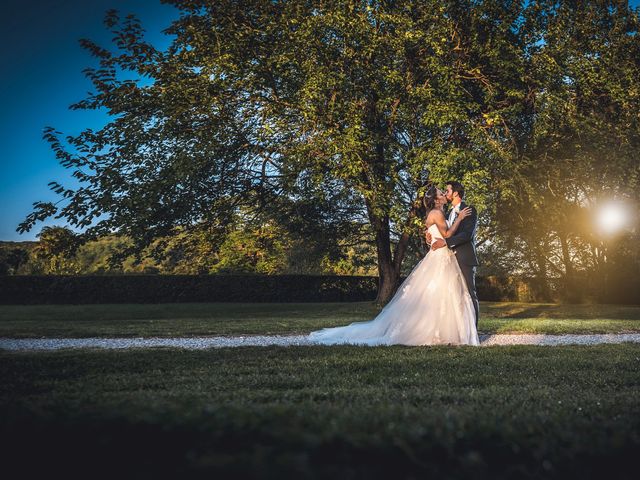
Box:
[445,201,479,266]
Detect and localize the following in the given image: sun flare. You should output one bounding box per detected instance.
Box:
[595,201,631,234]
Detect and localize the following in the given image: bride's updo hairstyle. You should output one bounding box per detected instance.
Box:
[423,185,438,211]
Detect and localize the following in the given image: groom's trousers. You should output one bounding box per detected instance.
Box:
[459,264,479,326]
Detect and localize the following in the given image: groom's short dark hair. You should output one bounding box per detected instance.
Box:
[447,181,465,199]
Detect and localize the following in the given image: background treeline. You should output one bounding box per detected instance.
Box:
[3,206,638,304]
[1,206,379,277]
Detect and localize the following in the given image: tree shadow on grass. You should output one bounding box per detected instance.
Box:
[482,302,640,320]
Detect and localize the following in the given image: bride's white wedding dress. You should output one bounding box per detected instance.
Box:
[308,224,479,346]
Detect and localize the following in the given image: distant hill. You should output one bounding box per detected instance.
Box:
[0,241,38,247]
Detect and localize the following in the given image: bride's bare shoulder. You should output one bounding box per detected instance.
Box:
[427,209,445,221]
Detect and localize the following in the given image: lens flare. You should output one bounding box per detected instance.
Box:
[595,201,631,234]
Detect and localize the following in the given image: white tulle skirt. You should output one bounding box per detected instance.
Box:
[308,247,479,346]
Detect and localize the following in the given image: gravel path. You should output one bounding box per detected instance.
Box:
[1,333,640,351]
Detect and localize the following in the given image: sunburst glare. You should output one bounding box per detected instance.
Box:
[595,201,632,234]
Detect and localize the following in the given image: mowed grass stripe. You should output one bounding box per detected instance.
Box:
[0,302,639,337]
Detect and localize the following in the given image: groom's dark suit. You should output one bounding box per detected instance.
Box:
[445,201,480,326]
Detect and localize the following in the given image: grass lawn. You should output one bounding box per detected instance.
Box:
[1,344,639,478]
[1,301,639,338]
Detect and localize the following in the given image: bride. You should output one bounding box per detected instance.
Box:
[308,186,480,346]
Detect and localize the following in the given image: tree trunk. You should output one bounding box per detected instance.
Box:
[376,259,400,305]
[370,211,400,305]
[366,198,418,306]
[533,239,552,302]
[363,101,420,305]
[559,232,577,301]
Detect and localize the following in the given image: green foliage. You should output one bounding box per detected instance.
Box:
[484,1,640,301]
[75,235,135,273]
[17,2,526,294]
[0,243,32,275]
[17,1,640,303]
[210,221,290,274]
[320,239,378,275]
[31,226,82,274]
[19,205,377,275]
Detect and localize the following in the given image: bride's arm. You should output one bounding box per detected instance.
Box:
[442,207,472,238]
[430,210,449,238]
[431,208,471,238]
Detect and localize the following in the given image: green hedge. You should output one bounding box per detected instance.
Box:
[0,275,380,304]
[0,273,557,305]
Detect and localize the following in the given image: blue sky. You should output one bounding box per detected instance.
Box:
[0,0,179,241]
[1,1,639,241]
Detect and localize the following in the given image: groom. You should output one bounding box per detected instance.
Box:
[427,181,480,326]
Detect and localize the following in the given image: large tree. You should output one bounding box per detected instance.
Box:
[19,1,547,303]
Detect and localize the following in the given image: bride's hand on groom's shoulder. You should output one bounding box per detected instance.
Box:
[458,207,472,220]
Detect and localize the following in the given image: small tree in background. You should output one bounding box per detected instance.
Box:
[32,226,82,274]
